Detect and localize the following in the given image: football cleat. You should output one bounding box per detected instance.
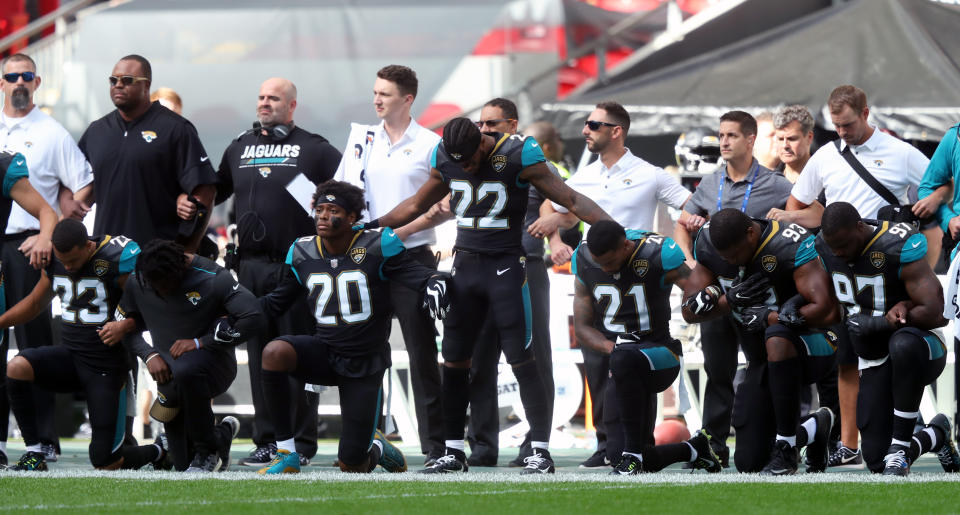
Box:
[218,416,240,472]
[299,455,311,467]
[41,443,58,463]
[760,440,798,476]
[928,414,960,473]
[687,429,722,473]
[257,449,301,475]
[374,429,407,472]
[610,454,643,475]
[521,448,555,474]
[803,407,834,473]
[419,452,468,474]
[579,449,611,469]
[240,443,277,467]
[10,451,48,471]
[185,452,222,473]
[882,445,910,477]
[424,452,443,467]
[828,445,864,469]
[508,445,532,468]
[152,433,173,471]
[0,449,7,468]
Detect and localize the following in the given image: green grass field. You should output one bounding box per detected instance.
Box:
[4,441,960,514]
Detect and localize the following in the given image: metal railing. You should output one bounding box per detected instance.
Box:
[0,0,101,55]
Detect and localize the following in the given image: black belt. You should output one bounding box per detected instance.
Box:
[1,229,40,242]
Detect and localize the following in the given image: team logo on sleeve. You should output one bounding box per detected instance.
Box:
[350,247,367,264]
[870,251,886,268]
[93,259,111,277]
[632,259,649,278]
[761,255,778,272]
[186,291,202,305]
[141,131,157,143]
[492,154,508,173]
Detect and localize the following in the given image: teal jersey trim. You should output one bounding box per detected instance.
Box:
[113,385,127,452]
[640,346,680,371]
[520,137,546,168]
[430,144,440,169]
[900,233,927,265]
[379,228,407,281]
[572,242,585,284]
[284,242,302,284]
[660,237,685,272]
[3,152,28,198]
[799,332,836,357]
[191,266,216,275]
[925,334,946,360]
[522,280,533,349]
[118,242,140,275]
[795,234,818,267]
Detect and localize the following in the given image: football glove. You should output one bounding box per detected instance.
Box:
[739,305,774,333]
[777,294,808,329]
[845,313,892,339]
[423,272,452,320]
[682,285,722,315]
[726,273,771,309]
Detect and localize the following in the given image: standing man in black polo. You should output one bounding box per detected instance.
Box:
[79,54,217,253]
[216,77,342,467]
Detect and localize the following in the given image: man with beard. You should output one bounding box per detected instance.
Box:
[78,55,217,254]
[0,53,87,466]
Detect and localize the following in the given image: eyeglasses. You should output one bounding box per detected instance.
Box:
[476,118,516,128]
[108,75,149,87]
[584,120,619,131]
[2,72,35,83]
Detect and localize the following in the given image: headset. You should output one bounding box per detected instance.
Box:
[240,121,294,141]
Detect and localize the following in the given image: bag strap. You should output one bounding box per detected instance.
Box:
[833,139,900,206]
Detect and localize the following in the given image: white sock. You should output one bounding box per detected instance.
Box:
[152,443,163,459]
[891,438,911,449]
[801,417,817,444]
[26,443,42,453]
[276,438,296,453]
[685,441,697,461]
[372,439,384,453]
[623,451,643,462]
[445,440,465,452]
[531,441,549,451]
[776,434,797,448]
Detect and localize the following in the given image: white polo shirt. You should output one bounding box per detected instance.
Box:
[791,128,928,218]
[553,148,690,232]
[335,118,441,249]
[0,107,93,234]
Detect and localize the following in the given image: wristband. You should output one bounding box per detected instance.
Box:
[144,353,160,365]
[194,338,200,349]
[366,219,381,230]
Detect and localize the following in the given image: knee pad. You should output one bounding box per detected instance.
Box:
[889,328,944,364]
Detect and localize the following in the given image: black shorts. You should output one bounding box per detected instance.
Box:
[277,334,384,466]
[19,346,128,467]
[442,250,531,364]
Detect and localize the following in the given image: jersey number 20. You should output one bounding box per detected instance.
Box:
[306,271,372,325]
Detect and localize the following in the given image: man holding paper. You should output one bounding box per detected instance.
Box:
[214,77,341,467]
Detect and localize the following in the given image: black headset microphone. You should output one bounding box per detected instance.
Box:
[239,121,294,141]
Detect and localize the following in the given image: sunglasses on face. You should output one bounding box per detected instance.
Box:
[476,118,516,128]
[3,72,35,83]
[108,75,149,87]
[584,120,619,131]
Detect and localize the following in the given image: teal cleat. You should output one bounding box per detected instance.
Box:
[375,430,407,472]
[257,449,301,475]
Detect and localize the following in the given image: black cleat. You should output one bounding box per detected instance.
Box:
[239,443,277,467]
[610,454,643,475]
[927,414,960,473]
[520,448,555,474]
[41,443,58,463]
[0,449,7,468]
[687,429,722,473]
[10,451,48,471]
[803,407,834,473]
[217,416,240,472]
[508,444,532,468]
[760,440,798,476]
[579,449,611,469]
[882,444,910,477]
[152,433,173,471]
[420,450,468,474]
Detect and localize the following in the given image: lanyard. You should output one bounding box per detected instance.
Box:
[717,160,760,213]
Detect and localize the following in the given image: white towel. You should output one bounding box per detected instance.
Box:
[944,249,960,319]
[336,123,376,191]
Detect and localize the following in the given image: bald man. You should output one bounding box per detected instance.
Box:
[215,77,342,467]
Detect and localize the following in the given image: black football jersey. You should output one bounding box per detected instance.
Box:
[0,151,29,235]
[264,228,435,376]
[46,235,139,372]
[816,221,925,359]
[573,230,686,352]
[432,133,545,254]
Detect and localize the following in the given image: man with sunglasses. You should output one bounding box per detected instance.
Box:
[1,53,92,466]
[528,101,690,469]
[78,55,217,255]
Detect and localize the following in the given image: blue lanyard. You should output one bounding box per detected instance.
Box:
[717,160,760,213]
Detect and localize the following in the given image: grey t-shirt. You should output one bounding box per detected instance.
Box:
[684,162,793,219]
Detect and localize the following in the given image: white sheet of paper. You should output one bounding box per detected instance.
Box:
[285,173,315,215]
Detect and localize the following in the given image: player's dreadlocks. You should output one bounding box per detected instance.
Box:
[136,239,188,294]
